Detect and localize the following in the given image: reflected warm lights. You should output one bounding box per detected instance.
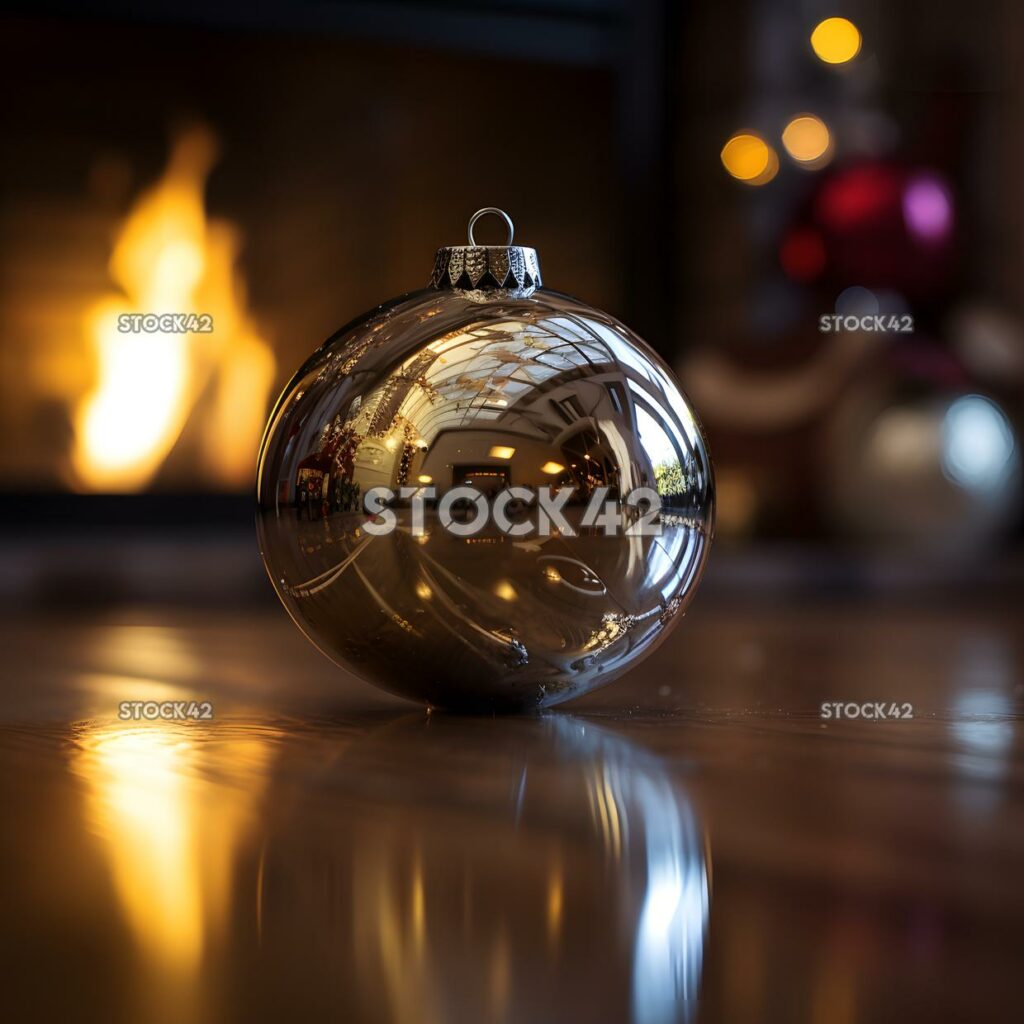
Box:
[72,126,275,491]
[493,579,518,601]
[417,474,433,484]
[540,461,565,475]
[71,716,273,1001]
[85,626,202,682]
[782,114,832,167]
[721,133,779,185]
[489,927,512,1018]
[546,864,564,943]
[488,445,516,459]
[810,16,861,64]
[76,727,204,971]
[412,854,426,948]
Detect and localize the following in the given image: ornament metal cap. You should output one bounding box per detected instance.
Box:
[429,207,542,296]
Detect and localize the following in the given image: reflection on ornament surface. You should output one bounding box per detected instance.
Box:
[258,235,713,709]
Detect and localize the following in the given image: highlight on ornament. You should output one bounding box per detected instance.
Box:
[256,208,714,711]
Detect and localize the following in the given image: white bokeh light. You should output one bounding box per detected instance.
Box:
[941,395,1017,492]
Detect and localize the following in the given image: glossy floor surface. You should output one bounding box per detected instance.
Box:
[2,598,1022,1022]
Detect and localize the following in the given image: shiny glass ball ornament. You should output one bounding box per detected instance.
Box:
[257,209,714,710]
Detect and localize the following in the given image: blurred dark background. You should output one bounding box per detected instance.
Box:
[1,0,1022,603]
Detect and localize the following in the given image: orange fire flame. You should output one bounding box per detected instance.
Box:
[72,127,275,491]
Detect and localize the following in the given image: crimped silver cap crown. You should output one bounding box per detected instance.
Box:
[428,208,541,296]
[429,245,541,295]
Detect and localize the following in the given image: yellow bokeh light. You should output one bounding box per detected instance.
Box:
[541,461,566,475]
[781,114,832,166]
[488,445,516,459]
[720,133,778,185]
[417,474,433,484]
[810,17,861,64]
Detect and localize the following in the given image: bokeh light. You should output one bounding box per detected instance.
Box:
[810,17,862,64]
[903,173,954,243]
[781,114,832,167]
[721,133,778,185]
[835,285,878,317]
[816,163,900,230]
[942,395,1017,493]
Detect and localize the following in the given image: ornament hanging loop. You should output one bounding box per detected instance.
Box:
[430,209,541,294]
[468,207,514,247]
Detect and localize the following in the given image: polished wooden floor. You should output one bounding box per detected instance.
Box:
[1,594,1021,1022]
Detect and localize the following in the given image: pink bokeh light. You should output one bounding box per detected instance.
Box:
[902,174,954,243]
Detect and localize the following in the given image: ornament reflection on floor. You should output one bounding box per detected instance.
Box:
[259,714,708,1024]
[258,209,714,710]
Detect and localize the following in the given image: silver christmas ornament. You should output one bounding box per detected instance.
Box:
[257,209,714,710]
